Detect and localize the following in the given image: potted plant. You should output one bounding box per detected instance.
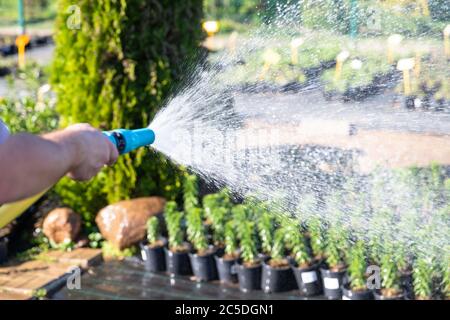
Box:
[257,210,275,260]
[140,216,166,272]
[261,227,296,293]
[320,225,348,299]
[285,221,322,296]
[374,246,406,300]
[215,220,239,284]
[307,216,327,262]
[187,208,218,282]
[184,173,199,214]
[342,240,373,300]
[235,221,262,292]
[413,255,434,300]
[164,201,192,277]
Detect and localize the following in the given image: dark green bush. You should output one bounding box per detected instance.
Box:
[51,0,203,226]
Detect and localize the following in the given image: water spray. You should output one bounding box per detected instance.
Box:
[103,128,155,154]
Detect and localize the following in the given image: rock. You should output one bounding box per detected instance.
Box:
[96,197,166,250]
[43,208,81,244]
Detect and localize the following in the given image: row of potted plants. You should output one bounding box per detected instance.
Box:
[139,170,449,300]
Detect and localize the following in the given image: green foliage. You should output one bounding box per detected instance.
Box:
[307,217,326,259]
[347,240,367,290]
[231,204,250,238]
[102,241,137,259]
[88,232,103,249]
[283,220,312,267]
[380,248,402,292]
[413,256,434,299]
[324,226,346,269]
[164,201,185,250]
[146,216,160,245]
[240,221,258,264]
[270,228,286,262]
[224,220,238,257]
[203,189,232,244]
[184,174,199,214]
[0,95,59,134]
[51,0,202,223]
[186,208,209,253]
[257,211,275,255]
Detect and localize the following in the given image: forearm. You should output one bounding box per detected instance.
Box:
[0,131,77,204]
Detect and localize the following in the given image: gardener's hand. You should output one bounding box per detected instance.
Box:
[62,123,119,181]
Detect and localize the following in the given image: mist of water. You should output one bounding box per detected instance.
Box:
[150,2,449,274]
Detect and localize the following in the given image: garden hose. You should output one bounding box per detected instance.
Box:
[0,128,156,228]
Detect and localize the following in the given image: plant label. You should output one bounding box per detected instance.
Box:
[342,296,351,300]
[323,277,340,290]
[141,250,147,261]
[301,271,318,284]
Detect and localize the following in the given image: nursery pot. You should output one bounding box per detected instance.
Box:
[291,261,322,297]
[374,289,406,300]
[342,284,374,300]
[320,267,347,300]
[0,237,8,264]
[233,260,262,292]
[214,254,238,284]
[400,269,415,300]
[188,246,218,282]
[164,243,192,277]
[140,238,167,272]
[261,259,297,293]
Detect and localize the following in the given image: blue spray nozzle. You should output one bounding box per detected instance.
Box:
[103,128,155,154]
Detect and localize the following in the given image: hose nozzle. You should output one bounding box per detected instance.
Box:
[103,128,155,154]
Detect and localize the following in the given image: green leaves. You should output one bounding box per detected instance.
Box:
[240,221,258,264]
[164,201,184,250]
[186,207,208,253]
[283,221,312,267]
[146,216,160,245]
[413,256,434,299]
[257,211,275,255]
[224,220,238,257]
[183,174,199,214]
[347,240,367,290]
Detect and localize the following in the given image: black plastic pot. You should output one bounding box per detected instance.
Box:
[320,267,347,300]
[374,289,406,300]
[189,247,218,282]
[261,260,297,293]
[0,237,7,264]
[140,238,167,272]
[342,284,374,300]
[164,244,192,277]
[291,262,322,297]
[214,254,238,284]
[400,269,415,300]
[234,261,262,292]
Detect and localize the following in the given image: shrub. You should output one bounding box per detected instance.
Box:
[283,220,312,268]
[184,174,199,214]
[186,208,209,253]
[413,255,434,299]
[224,220,238,258]
[146,216,160,245]
[257,211,275,256]
[240,221,258,265]
[164,201,185,251]
[51,0,203,225]
[346,240,367,291]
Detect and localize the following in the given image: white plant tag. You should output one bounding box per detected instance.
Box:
[301,271,318,284]
[141,250,147,261]
[342,296,351,300]
[323,277,340,289]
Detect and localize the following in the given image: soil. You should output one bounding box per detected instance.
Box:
[329,263,347,272]
[268,258,290,269]
[349,286,368,292]
[169,244,190,253]
[243,260,261,268]
[196,247,215,257]
[380,288,403,298]
[148,239,165,249]
[297,261,313,269]
[222,253,239,261]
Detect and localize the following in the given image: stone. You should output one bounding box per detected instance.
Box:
[42,208,81,244]
[96,197,166,250]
